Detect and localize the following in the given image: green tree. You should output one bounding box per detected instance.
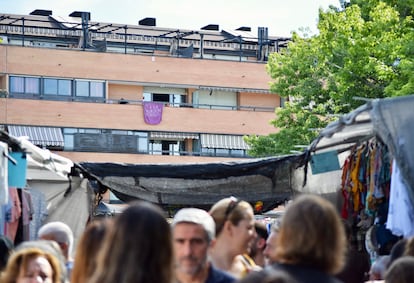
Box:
[246,0,414,157]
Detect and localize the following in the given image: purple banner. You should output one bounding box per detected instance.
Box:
[143,102,164,125]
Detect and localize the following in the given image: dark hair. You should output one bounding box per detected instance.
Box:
[0,235,14,270]
[255,221,269,240]
[89,201,173,283]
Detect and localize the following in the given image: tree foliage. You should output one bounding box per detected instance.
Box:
[245,0,414,157]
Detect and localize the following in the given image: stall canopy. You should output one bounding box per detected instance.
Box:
[305,94,414,210]
[0,130,88,245]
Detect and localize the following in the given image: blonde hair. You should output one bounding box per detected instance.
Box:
[274,194,346,274]
[0,247,62,283]
[209,197,253,235]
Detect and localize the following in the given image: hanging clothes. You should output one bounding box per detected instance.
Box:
[5,187,21,241]
[0,141,8,206]
[0,142,9,236]
[21,189,34,241]
[386,159,414,237]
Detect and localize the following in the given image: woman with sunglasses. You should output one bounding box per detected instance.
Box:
[209,197,256,279]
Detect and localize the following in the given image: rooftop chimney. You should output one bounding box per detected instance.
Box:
[139,17,156,26]
[30,9,52,16]
[236,26,251,32]
[69,11,91,21]
[201,24,219,31]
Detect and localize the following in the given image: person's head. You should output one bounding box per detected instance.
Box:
[15,240,67,283]
[37,222,74,261]
[263,223,280,265]
[89,201,173,283]
[403,236,414,256]
[171,208,215,277]
[249,221,269,267]
[384,256,414,283]
[71,219,112,283]
[369,255,390,280]
[0,235,14,271]
[388,238,407,268]
[0,247,62,283]
[209,196,255,254]
[273,194,347,275]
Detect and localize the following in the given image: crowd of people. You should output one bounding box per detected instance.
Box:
[1,194,413,283]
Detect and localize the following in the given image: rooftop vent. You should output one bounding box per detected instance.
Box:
[139,17,156,26]
[69,11,91,21]
[236,26,251,32]
[201,24,219,31]
[30,9,52,16]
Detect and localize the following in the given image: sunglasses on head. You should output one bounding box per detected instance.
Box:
[224,196,241,219]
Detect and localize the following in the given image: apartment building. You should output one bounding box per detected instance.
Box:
[0,9,290,164]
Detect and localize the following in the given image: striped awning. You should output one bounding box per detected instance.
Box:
[199,86,273,94]
[149,132,199,141]
[200,134,250,150]
[8,125,64,147]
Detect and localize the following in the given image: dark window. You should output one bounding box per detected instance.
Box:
[152,93,169,103]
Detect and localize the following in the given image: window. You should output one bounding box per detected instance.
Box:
[75,81,89,97]
[10,75,105,102]
[135,132,149,153]
[143,86,186,107]
[200,147,248,157]
[44,78,72,96]
[152,93,169,103]
[149,140,181,155]
[63,128,148,153]
[10,76,40,95]
[64,134,74,150]
[90,81,104,97]
[75,80,105,98]
[25,77,40,94]
[193,90,237,110]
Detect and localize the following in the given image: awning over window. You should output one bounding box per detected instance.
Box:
[149,132,199,141]
[200,134,250,150]
[144,86,186,95]
[199,86,272,94]
[8,125,64,147]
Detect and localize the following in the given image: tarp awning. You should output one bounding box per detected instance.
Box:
[149,132,199,141]
[307,94,414,209]
[7,125,64,147]
[200,134,249,150]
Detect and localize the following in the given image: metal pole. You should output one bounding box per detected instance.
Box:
[124,25,127,54]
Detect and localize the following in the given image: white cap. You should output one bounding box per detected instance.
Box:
[172,208,216,241]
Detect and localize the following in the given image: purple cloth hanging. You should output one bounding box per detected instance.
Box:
[143,102,164,125]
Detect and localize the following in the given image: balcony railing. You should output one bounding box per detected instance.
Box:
[7,95,277,112]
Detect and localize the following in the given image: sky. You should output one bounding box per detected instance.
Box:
[0,0,341,37]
